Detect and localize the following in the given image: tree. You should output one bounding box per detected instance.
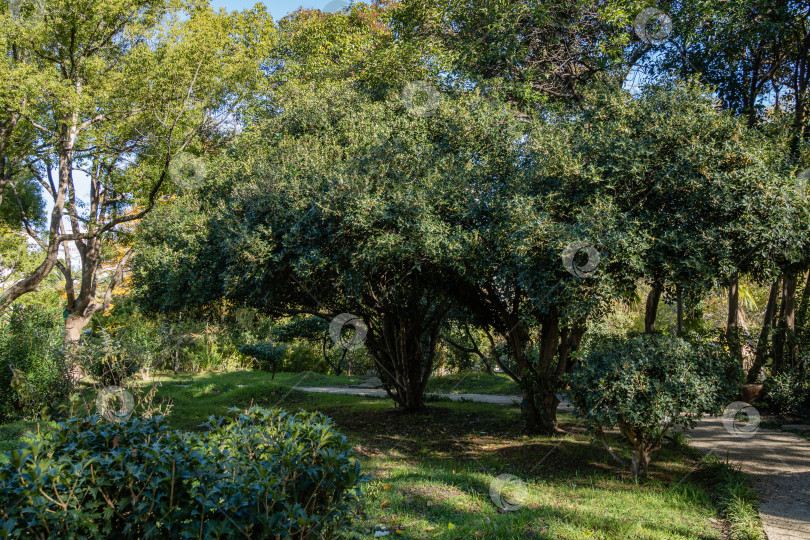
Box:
[569,333,741,479]
[656,0,810,370]
[571,80,799,347]
[392,0,647,112]
[447,89,645,433]
[134,66,528,410]
[0,0,273,344]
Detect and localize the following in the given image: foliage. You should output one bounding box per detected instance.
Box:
[239,341,288,373]
[568,333,740,478]
[391,0,642,109]
[133,22,526,409]
[765,372,809,414]
[32,369,732,539]
[0,304,70,422]
[0,0,275,322]
[0,406,366,538]
[272,316,363,376]
[76,328,141,386]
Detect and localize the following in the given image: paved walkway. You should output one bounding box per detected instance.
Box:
[687,416,810,539]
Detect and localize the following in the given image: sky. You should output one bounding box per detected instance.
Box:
[213,0,340,19]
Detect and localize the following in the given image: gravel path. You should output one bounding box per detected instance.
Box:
[687,416,810,539]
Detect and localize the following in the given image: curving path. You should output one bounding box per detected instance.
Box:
[295,386,574,410]
[687,416,810,539]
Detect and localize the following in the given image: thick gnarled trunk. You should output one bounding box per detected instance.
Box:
[500,310,586,435]
[366,306,445,411]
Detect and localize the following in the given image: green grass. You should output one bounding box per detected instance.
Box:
[700,455,766,540]
[158,369,522,396]
[0,421,38,463]
[425,372,520,395]
[228,370,520,395]
[0,370,754,538]
[151,369,522,396]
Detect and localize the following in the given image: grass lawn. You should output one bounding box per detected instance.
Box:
[0,421,38,459]
[149,369,523,396]
[0,370,750,538]
[425,372,520,395]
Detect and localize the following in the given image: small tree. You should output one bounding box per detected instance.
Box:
[568,333,741,479]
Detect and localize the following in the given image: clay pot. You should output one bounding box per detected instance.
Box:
[739,384,765,404]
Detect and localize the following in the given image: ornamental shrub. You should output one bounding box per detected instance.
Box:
[239,341,288,373]
[568,333,741,479]
[0,407,367,538]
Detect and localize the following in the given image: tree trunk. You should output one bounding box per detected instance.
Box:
[620,424,653,479]
[727,273,741,359]
[537,389,560,433]
[64,312,94,343]
[366,308,444,411]
[630,447,652,480]
[783,273,799,370]
[676,285,684,335]
[748,280,780,382]
[61,245,132,345]
[773,275,798,372]
[561,319,588,374]
[644,283,662,333]
[518,384,561,435]
[797,270,810,338]
[527,310,562,434]
[773,278,789,373]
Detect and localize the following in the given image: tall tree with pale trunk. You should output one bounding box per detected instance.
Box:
[0,0,274,341]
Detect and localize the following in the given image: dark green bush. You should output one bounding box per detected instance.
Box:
[568,333,740,479]
[765,372,809,414]
[239,341,288,372]
[0,304,70,422]
[0,407,367,538]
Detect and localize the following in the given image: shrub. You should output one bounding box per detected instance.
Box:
[239,341,288,373]
[0,407,366,538]
[80,328,142,386]
[765,372,809,414]
[0,305,70,422]
[568,333,739,479]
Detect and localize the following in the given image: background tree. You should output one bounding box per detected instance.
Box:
[453,79,793,434]
[657,0,810,372]
[0,0,273,345]
[392,0,647,113]
[568,80,797,350]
